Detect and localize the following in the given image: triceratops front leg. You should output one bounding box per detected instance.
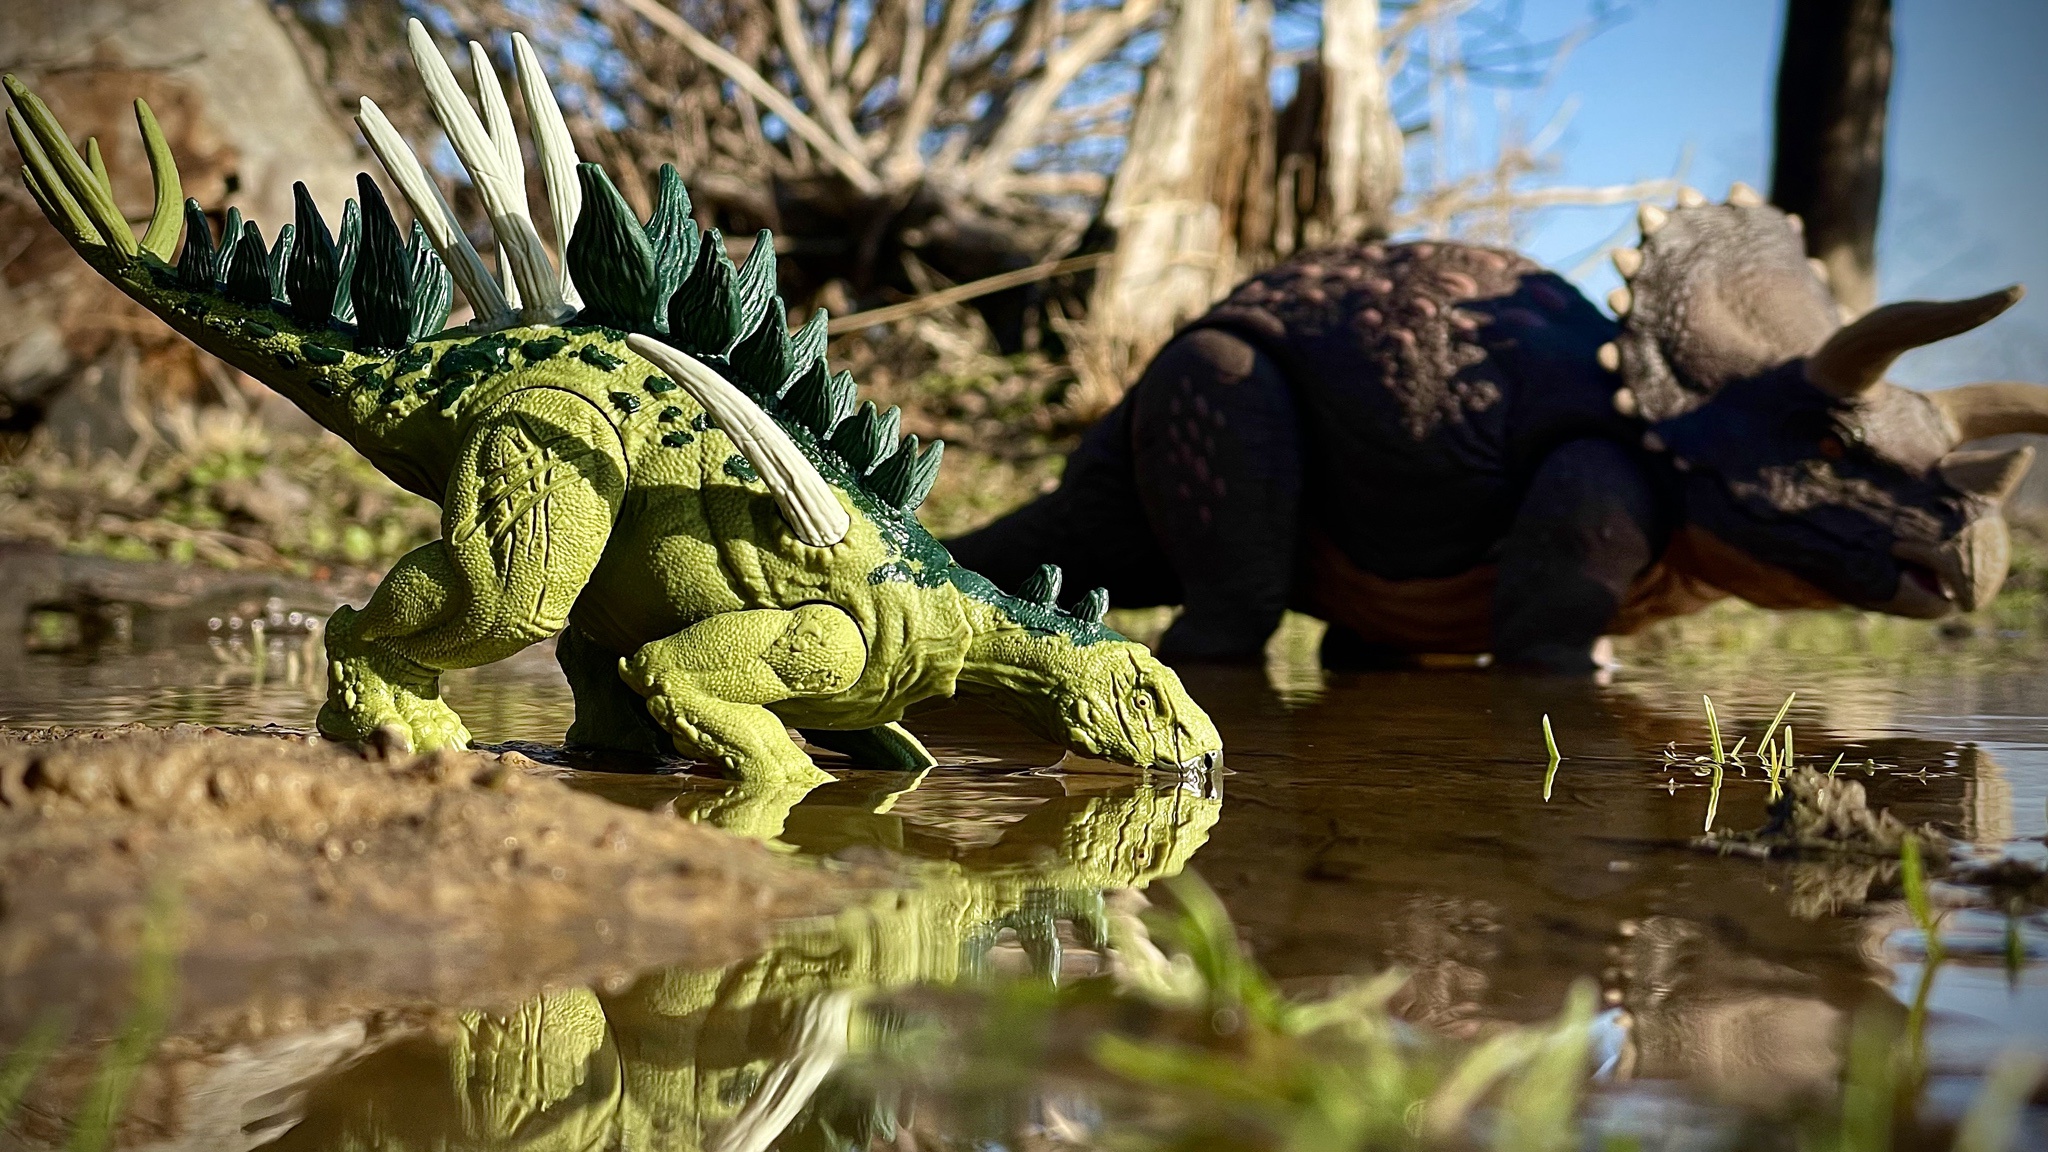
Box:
[620,605,867,785]
[320,388,626,750]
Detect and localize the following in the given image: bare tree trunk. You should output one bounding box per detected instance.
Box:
[1,0,363,448]
[1770,0,1891,315]
[1083,0,1270,406]
[1314,0,1402,245]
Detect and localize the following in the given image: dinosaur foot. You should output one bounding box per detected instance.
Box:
[317,607,473,752]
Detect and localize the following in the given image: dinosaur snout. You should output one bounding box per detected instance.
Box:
[1890,515,2010,615]
[1940,514,2011,612]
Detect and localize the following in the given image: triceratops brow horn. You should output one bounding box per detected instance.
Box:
[1927,382,2048,442]
[1805,285,2025,398]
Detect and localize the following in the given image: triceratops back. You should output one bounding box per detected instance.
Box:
[1190,241,1632,580]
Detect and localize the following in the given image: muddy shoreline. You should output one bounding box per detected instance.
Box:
[0,726,854,1051]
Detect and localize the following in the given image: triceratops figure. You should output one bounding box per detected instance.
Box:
[952,188,2047,670]
[3,24,1220,781]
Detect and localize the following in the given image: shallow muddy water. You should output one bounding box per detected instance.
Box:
[1,544,2044,1149]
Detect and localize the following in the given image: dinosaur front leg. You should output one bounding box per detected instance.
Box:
[620,605,867,785]
[320,389,625,749]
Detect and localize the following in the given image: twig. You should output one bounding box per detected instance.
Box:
[827,252,1109,334]
[610,0,881,192]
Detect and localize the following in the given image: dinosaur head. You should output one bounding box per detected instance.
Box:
[1037,638,1224,772]
[1643,289,2042,617]
[1597,185,2045,617]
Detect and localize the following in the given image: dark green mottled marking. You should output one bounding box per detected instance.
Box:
[661,430,693,448]
[275,351,299,368]
[377,384,404,405]
[659,406,684,423]
[395,344,435,375]
[643,375,676,394]
[302,344,346,366]
[609,391,641,414]
[723,454,758,482]
[578,344,624,371]
[520,335,570,362]
[243,320,276,339]
[691,412,712,432]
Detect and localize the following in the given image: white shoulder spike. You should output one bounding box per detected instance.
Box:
[405,19,567,323]
[626,335,852,548]
[354,96,512,326]
[512,32,584,309]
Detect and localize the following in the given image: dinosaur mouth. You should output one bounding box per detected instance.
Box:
[1880,542,1957,618]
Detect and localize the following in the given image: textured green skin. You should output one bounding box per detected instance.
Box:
[264,778,1221,1149]
[52,250,1220,782]
[10,73,1220,780]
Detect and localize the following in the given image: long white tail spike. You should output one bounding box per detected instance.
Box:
[626,336,852,548]
[354,96,512,326]
[406,19,567,323]
[512,31,584,309]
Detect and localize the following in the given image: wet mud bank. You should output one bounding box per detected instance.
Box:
[0,726,851,1049]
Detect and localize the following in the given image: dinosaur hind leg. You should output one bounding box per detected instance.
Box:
[556,623,669,755]
[318,389,625,751]
[620,605,867,785]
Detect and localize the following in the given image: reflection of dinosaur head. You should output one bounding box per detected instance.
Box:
[265,772,1220,1150]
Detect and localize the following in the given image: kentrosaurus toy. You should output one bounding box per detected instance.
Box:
[3,24,1220,783]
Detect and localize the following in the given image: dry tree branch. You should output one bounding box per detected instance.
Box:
[881,0,976,183]
[772,0,868,156]
[972,0,1164,192]
[611,0,882,191]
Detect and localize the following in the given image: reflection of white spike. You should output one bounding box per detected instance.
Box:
[708,992,852,1152]
[1727,181,1764,207]
[1598,342,1621,372]
[626,336,851,548]
[513,32,584,309]
[406,19,567,322]
[354,97,511,325]
[1608,286,1632,316]
[1611,248,1642,278]
[1638,203,1668,235]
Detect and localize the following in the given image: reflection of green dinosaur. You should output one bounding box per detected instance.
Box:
[4,20,1219,783]
[260,773,1220,1151]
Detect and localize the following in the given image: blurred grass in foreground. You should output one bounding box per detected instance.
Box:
[885,870,2044,1151]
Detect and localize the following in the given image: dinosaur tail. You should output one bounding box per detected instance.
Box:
[3,76,444,415]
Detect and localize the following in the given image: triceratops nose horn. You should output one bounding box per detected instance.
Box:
[1806,285,2025,399]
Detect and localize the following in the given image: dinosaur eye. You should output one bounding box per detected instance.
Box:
[1817,435,1845,460]
[1131,687,1160,715]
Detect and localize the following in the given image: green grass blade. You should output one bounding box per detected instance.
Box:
[1757,691,1797,758]
[1541,714,1562,802]
[1704,762,1724,833]
[66,880,179,1152]
[0,1012,68,1128]
[1703,695,1725,763]
[1951,1049,2048,1152]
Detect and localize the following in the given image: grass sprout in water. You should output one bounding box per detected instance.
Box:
[1541,714,1562,802]
[891,868,2044,1151]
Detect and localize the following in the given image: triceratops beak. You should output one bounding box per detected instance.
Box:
[1897,515,2012,614]
[1943,515,2011,613]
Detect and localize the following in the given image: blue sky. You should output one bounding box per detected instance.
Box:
[1446,0,2047,388]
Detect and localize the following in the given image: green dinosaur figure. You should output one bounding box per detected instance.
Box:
[3,23,1220,783]
[259,772,1222,1150]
